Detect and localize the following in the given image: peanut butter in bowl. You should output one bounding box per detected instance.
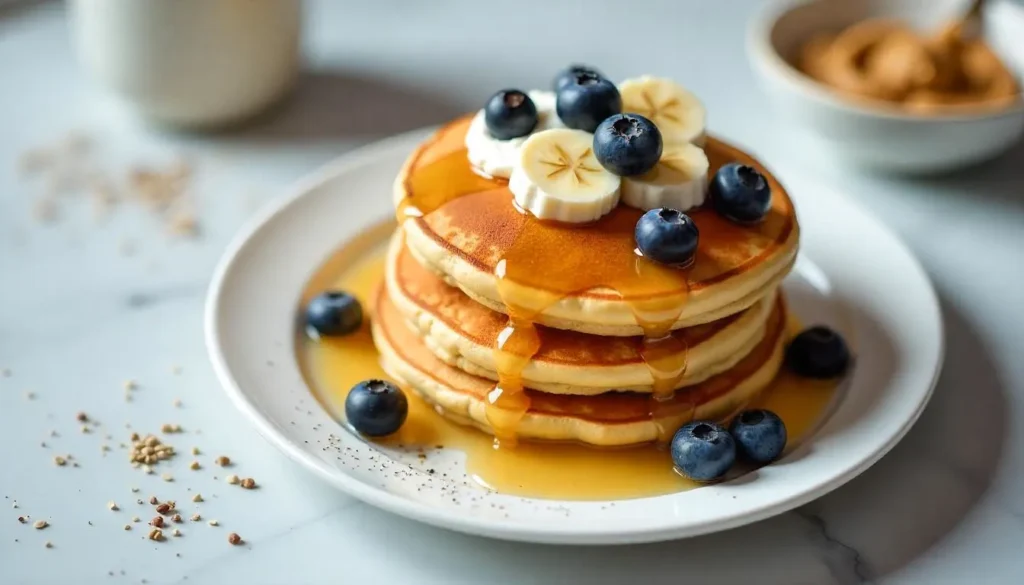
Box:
[798,17,1021,114]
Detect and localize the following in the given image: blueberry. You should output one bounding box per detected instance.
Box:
[671,421,736,481]
[553,64,604,91]
[710,163,773,224]
[306,291,362,336]
[786,326,851,378]
[635,208,699,267]
[593,114,663,176]
[729,409,787,464]
[484,89,538,140]
[556,72,621,133]
[345,379,408,437]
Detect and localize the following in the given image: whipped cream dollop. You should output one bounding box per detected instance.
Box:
[465,90,562,179]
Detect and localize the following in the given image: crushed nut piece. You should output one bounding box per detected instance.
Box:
[214,456,230,467]
[155,503,172,515]
[207,520,219,527]
[76,412,89,422]
[172,528,181,537]
[150,516,164,528]
[240,478,256,490]
[107,501,119,511]
[190,513,201,522]
[227,532,242,545]
[132,516,140,523]
[191,494,203,503]
[80,425,91,434]
[191,447,200,456]
[226,475,239,485]
[172,514,182,524]
[34,520,48,529]
[123,524,131,531]
[189,461,200,471]
[53,456,66,466]
[161,473,173,482]
[148,528,164,542]
[44,541,53,549]
[131,487,139,493]
[149,496,159,505]
[160,424,181,434]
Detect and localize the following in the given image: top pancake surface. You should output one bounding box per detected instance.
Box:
[399,116,796,295]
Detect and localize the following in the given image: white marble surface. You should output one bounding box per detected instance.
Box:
[1,1,1023,583]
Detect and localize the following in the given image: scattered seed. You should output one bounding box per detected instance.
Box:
[227,533,242,545]
[123,524,131,531]
[44,541,53,549]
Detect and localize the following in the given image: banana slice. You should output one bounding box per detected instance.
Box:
[621,142,709,212]
[466,90,562,179]
[509,129,621,223]
[619,76,706,146]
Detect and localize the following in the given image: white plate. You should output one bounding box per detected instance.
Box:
[205,129,943,545]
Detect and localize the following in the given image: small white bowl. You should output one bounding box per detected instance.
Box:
[748,0,1024,173]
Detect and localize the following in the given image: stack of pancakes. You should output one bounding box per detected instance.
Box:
[372,117,800,448]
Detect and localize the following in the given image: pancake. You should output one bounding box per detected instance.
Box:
[394,116,800,336]
[386,231,778,395]
[371,283,789,447]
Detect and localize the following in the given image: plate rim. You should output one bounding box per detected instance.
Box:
[204,128,944,544]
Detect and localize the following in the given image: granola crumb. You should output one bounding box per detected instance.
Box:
[227,533,242,545]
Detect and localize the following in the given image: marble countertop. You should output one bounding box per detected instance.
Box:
[2,1,1023,583]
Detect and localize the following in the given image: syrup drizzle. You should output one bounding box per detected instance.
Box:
[397,117,794,445]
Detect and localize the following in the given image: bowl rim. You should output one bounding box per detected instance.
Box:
[747,0,1024,123]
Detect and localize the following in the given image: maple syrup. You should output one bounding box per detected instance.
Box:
[298,234,839,501]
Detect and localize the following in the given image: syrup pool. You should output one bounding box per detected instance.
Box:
[297,226,840,501]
